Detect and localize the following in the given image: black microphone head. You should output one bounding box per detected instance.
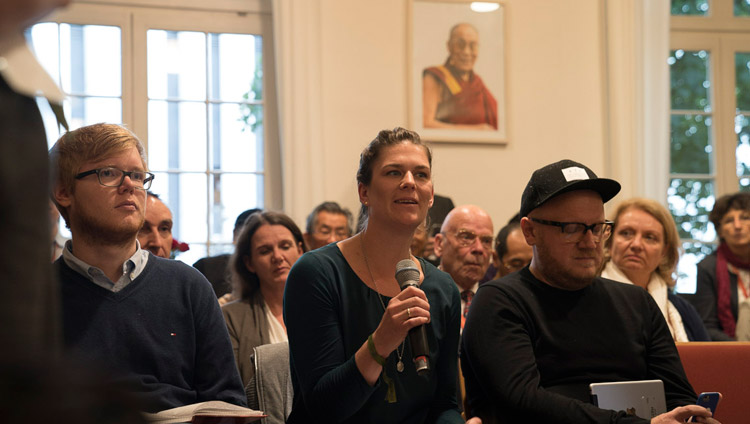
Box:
[395,259,420,289]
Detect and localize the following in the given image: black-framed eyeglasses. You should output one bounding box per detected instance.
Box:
[75,167,154,190]
[446,229,494,250]
[529,217,613,243]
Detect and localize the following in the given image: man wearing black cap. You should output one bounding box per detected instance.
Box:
[461,160,716,423]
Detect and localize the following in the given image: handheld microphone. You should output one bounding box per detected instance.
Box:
[395,259,430,376]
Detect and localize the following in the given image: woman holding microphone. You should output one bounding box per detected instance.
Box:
[284,128,471,423]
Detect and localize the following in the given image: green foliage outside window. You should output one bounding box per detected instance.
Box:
[672,0,709,15]
[736,0,750,16]
[668,178,714,241]
[671,114,712,174]
[239,55,263,133]
[670,50,710,111]
[737,53,750,111]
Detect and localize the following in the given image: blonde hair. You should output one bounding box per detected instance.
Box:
[603,198,681,287]
[49,123,147,225]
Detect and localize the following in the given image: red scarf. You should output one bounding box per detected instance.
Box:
[715,243,750,338]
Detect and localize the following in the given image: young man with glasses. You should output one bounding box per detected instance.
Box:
[460,160,715,423]
[433,204,494,330]
[50,123,246,413]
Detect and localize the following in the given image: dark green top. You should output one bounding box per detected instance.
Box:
[284,244,463,423]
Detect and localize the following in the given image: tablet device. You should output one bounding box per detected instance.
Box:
[590,379,667,419]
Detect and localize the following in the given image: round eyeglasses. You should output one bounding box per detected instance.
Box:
[447,229,494,250]
[75,167,155,190]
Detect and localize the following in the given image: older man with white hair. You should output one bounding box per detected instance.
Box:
[434,204,494,330]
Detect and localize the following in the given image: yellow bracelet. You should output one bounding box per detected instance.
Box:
[367,334,386,366]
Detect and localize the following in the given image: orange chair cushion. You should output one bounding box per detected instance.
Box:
[676,342,750,423]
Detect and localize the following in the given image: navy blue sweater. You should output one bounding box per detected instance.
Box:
[56,255,246,412]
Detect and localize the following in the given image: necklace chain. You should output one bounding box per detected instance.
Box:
[360,232,405,370]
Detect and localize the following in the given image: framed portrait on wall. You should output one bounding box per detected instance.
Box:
[409,0,506,144]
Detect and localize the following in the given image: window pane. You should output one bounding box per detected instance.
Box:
[209,173,263,244]
[737,114,750,181]
[737,53,750,111]
[148,30,207,101]
[670,50,710,111]
[35,96,122,148]
[668,178,715,241]
[31,24,121,96]
[149,172,208,245]
[172,243,234,266]
[69,96,123,128]
[210,103,263,172]
[675,241,716,294]
[148,100,207,172]
[670,114,712,174]
[147,27,265,257]
[28,22,122,147]
[671,0,709,15]
[64,24,121,96]
[735,0,750,16]
[209,33,263,102]
[29,23,60,83]
[209,243,235,257]
[174,243,207,267]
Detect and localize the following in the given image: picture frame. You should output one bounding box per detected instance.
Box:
[408,0,506,144]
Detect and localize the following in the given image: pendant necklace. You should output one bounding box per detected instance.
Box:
[360,232,406,373]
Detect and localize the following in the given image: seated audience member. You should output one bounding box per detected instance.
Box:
[461,160,715,423]
[423,194,456,266]
[194,208,261,298]
[50,199,68,261]
[136,192,173,259]
[410,220,429,257]
[433,205,494,330]
[303,201,353,250]
[601,198,709,342]
[490,220,532,280]
[221,211,306,387]
[683,192,750,341]
[285,128,472,423]
[50,123,246,412]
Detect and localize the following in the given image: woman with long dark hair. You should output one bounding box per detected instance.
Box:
[222,211,306,386]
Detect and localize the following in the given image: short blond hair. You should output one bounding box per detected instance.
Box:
[603,198,681,287]
[49,123,147,225]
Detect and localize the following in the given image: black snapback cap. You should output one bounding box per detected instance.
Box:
[520,159,621,217]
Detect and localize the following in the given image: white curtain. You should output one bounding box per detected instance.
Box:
[272,0,325,224]
[604,0,670,203]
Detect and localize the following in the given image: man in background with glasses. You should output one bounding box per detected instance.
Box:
[50,123,246,413]
[433,204,494,331]
[461,160,712,423]
[303,201,353,250]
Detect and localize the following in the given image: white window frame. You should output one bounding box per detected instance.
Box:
[41,0,280,254]
[670,1,750,196]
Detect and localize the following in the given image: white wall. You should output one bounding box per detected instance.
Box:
[291,0,609,228]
